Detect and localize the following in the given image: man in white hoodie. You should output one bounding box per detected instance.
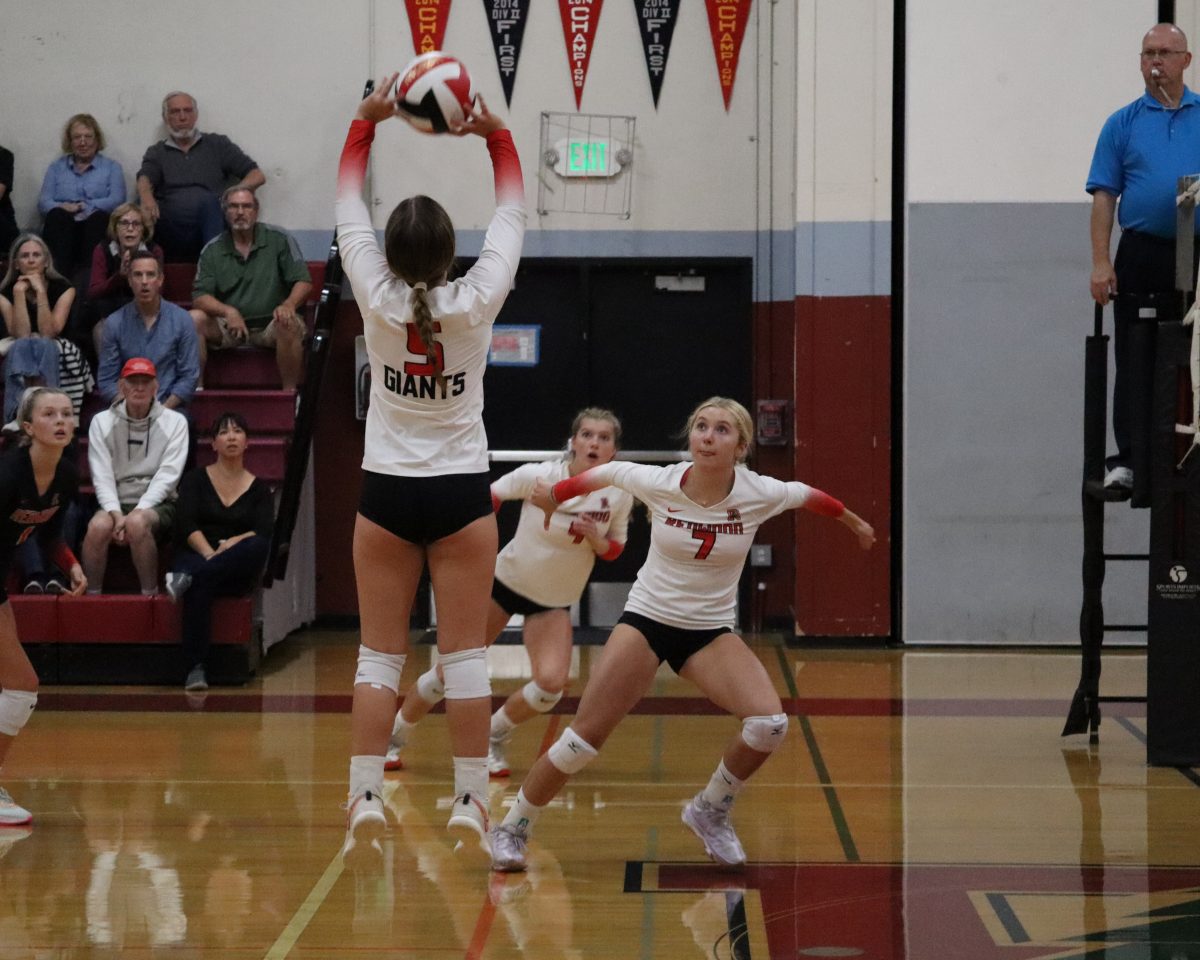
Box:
[82,357,189,595]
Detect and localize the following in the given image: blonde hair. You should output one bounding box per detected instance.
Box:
[683,396,754,462]
[18,388,74,447]
[567,407,622,457]
[108,202,153,245]
[1,233,69,291]
[61,113,105,154]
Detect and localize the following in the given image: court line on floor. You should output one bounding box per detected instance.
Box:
[263,850,343,960]
[1114,716,1200,788]
[778,648,859,863]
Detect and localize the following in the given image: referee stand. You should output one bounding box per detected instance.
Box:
[1065,174,1200,766]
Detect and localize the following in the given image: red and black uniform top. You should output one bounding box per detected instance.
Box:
[0,445,79,604]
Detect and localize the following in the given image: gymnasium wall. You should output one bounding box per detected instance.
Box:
[903,0,1185,643]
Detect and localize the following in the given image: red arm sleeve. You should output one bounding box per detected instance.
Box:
[550,469,602,503]
[50,542,78,573]
[337,120,376,200]
[485,129,524,205]
[804,489,845,517]
[491,491,502,513]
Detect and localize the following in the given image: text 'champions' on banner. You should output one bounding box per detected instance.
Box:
[635,0,681,108]
[705,0,752,110]
[483,0,530,106]
[405,0,453,55]
[558,0,605,110]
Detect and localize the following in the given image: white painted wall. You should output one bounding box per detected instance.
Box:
[0,0,771,238]
[908,1,1165,203]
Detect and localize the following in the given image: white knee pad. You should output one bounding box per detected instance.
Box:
[741,714,788,754]
[546,727,598,775]
[414,666,446,704]
[0,689,37,736]
[353,645,406,694]
[521,680,562,713]
[440,648,491,700]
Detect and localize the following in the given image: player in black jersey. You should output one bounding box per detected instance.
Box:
[0,387,85,827]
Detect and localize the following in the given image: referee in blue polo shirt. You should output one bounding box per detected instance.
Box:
[1088,22,1200,493]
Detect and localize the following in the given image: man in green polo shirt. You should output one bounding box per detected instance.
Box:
[191,187,312,390]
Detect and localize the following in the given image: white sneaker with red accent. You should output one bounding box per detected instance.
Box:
[342,790,386,866]
[446,792,490,860]
[0,787,31,826]
[487,736,511,778]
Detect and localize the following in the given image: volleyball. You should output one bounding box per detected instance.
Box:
[394,52,477,134]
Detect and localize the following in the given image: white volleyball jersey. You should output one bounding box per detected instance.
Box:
[580,461,817,630]
[493,459,633,608]
[336,122,526,475]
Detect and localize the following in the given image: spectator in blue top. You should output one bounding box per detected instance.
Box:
[1087,22,1200,493]
[38,114,125,283]
[96,252,199,408]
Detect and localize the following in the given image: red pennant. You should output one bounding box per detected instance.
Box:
[558,0,605,110]
[704,0,752,110]
[405,0,453,55]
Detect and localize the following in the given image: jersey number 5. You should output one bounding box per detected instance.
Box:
[404,322,444,375]
[691,529,716,560]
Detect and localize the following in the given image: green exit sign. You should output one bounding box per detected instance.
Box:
[551,137,626,179]
[567,140,607,174]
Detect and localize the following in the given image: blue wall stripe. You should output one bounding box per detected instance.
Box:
[291,222,892,301]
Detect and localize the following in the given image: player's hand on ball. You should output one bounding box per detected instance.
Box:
[450,94,505,137]
[356,73,400,123]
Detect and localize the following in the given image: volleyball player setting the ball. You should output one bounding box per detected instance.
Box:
[387,408,633,777]
[489,397,875,871]
[335,75,525,860]
[0,388,87,829]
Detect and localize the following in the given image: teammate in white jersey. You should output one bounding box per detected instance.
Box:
[335,77,526,862]
[387,408,634,778]
[489,397,875,872]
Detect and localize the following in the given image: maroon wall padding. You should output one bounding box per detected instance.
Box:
[57,596,155,643]
[752,299,800,627]
[313,303,367,616]
[793,295,891,637]
[14,595,254,646]
[11,595,57,643]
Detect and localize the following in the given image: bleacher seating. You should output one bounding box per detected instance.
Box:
[12,260,324,686]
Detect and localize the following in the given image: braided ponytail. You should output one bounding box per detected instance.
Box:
[410,284,445,385]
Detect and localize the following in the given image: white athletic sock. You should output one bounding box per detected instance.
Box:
[700,760,745,812]
[349,755,385,801]
[453,756,488,799]
[390,714,415,748]
[489,707,517,741]
[502,787,545,833]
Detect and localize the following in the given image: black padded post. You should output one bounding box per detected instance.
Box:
[1146,318,1200,765]
[1064,305,1110,738]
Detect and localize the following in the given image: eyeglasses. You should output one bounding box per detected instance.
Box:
[70,133,96,142]
[117,219,143,228]
[1141,48,1188,59]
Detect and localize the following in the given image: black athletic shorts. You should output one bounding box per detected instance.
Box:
[618,610,730,674]
[492,577,564,617]
[358,470,493,545]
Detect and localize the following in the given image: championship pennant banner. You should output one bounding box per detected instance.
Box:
[705,0,752,110]
[483,0,530,106]
[559,0,605,109]
[634,0,680,107]
[405,0,453,54]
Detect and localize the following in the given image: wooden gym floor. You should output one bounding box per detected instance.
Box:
[1,629,1196,959]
